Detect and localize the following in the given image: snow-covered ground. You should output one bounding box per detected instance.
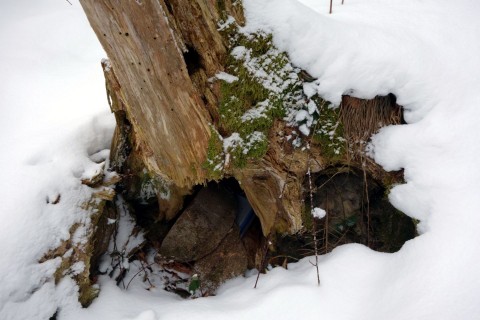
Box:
[0,1,114,319]
[2,0,480,319]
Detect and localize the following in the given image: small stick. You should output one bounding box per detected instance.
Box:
[307,152,320,286]
[325,194,329,254]
[362,159,371,248]
[125,261,157,290]
[330,0,333,14]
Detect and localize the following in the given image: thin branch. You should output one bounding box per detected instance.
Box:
[362,157,371,248]
[307,152,320,286]
[325,193,329,254]
[125,261,157,290]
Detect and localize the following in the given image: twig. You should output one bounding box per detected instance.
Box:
[329,0,333,14]
[65,0,72,5]
[362,158,371,248]
[324,193,329,254]
[125,261,157,290]
[307,150,320,286]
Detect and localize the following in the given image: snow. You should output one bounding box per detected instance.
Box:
[0,1,114,319]
[312,207,326,220]
[295,110,314,135]
[223,132,244,153]
[114,198,146,257]
[241,99,270,122]
[2,0,480,319]
[214,71,239,83]
[217,15,236,32]
[230,41,299,94]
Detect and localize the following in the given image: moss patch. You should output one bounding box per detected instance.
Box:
[213,15,350,172]
[203,127,225,179]
[218,32,299,138]
[312,99,346,163]
[211,17,306,170]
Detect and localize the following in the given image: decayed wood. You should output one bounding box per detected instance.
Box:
[234,121,324,235]
[81,0,213,188]
[82,0,315,235]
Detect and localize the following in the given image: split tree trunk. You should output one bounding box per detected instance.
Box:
[80,0,307,235]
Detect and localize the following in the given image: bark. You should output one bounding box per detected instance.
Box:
[81,0,308,235]
[81,0,216,189]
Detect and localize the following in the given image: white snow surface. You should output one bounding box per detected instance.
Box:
[0,1,114,319]
[312,207,326,220]
[2,0,480,319]
[214,71,239,83]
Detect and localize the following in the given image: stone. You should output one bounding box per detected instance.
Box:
[193,226,248,296]
[159,186,236,262]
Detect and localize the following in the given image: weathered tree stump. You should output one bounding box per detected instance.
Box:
[80,0,310,235]
[77,0,415,300]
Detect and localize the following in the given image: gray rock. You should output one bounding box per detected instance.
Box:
[193,225,248,295]
[159,187,236,262]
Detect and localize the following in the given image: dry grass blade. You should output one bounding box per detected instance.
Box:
[340,95,402,181]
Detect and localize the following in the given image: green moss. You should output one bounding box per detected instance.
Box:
[203,127,225,179]
[312,99,346,163]
[229,132,269,168]
[216,15,349,171]
[215,18,302,169]
[218,36,285,137]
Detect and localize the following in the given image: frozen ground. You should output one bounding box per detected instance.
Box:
[1,0,480,319]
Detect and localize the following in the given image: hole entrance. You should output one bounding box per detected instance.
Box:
[183,45,202,76]
[311,167,416,253]
[270,167,416,269]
